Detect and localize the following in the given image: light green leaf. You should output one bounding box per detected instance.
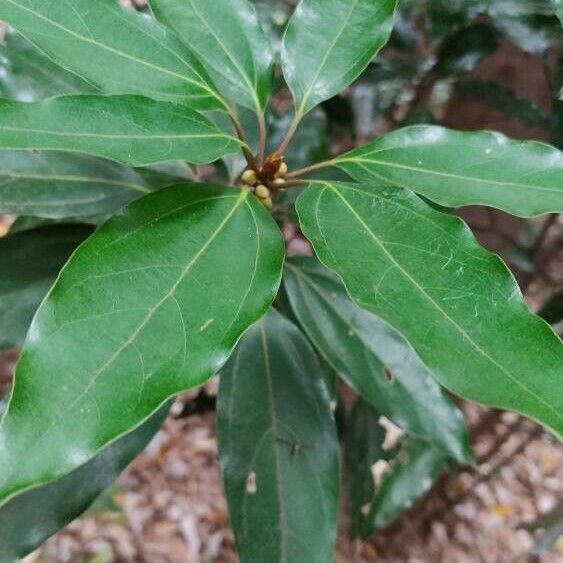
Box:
[284,256,473,464]
[281,0,398,117]
[361,438,446,535]
[148,0,274,113]
[0,224,92,350]
[296,181,563,438]
[0,95,240,166]
[0,403,168,562]
[217,309,339,563]
[0,183,284,508]
[335,126,563,217]
[344,398,386,538]
[556,0,563,26]
[0,151,159,218]
[0,28,95,101]
[0,0,224,110]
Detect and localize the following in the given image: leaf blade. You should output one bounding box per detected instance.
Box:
[0,183,284,507]
[217,309,339,563]
[335,126,563,217]
[0,224,93,350]
[0,0,224,109]
[296,181,563,438]
[0,95,239,166]
[281,0,398,116]
[148,0,274,112]
[284,256,473,464]
[0,403,168,561]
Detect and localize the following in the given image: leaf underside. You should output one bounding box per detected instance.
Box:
[217,309,339,563]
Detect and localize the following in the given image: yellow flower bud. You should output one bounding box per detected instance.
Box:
[276,162,288,178]
[272,178,286,188]
[241,169,257,186]
[255,184,270,199]
[263,197,273,209]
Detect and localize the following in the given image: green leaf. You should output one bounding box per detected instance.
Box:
[281,0,398,117]
[335,126,563,217]
[296,181,563,438]
[284,256,473,464]
[344,399,386,537]
[148,0,274,113]
[457,81,550,129]
[361,438,446,535]
[0,0,225,110]
[556,0,563,26]
[0,151,160,219]
[434,23,500,76]
[217,309,339,563]
[0,95,240,166]
[0,224,93,350]
[0,403,168,562]
[0,183,284,508]
[0,29,95,101]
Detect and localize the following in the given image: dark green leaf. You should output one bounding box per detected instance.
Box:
[0,403,168,562]
[0,151,159,218]
[148,0,274,113]
[335,126,563,217]
[539,291,563,325]
[345,399,386,537]
[0,224,93,350]
[491,14,559,54]
[434,24,500,76]
[217,309,339,563]
[361,438,446,535]
[457,81,551,128]
[0,0,225,110]
[296,181,563,438]
[0,29,94,101]
[0,184,284,507]
[284,256,472,464]
[0,95,240,166]
[281,0,398,117]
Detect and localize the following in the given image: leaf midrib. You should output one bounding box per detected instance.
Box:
[295,0,361,116]
[317,183,561,422]
[0,171,149,193]
[337,156,563,194]
[260,322,289,563]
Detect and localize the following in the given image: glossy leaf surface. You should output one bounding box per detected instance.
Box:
[0,404,168,562]
[0,95,239,166]
[361,438,446,535]
[0,29,94,101]
[217,309,339,563]
[345,399,386,537]
[297,182,563,438]
[281,0,397,116]
[0,184,284,507]
[335,126,563,217]
[0,151,160,218]
[284,256,472,463]
[148,0,274,112]
[0,0,224,109]
[0,224,92,350]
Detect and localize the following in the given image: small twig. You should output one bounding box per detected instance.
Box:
[257,111,267,167]
[277,113,302,155]
[229,110,258,170]
[286,159,336,179]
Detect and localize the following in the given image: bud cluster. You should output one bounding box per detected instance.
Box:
[241,153,289,210]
